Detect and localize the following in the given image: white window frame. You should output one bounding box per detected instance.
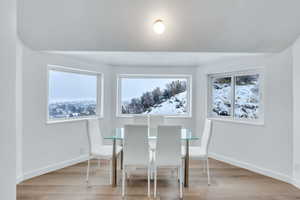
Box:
[207,69,264,125]
[116,74,192,118]
[46,65,104,123]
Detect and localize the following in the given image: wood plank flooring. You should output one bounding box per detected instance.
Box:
[17,159,300,200]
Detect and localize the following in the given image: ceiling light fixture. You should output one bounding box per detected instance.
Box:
[153,19,165,34]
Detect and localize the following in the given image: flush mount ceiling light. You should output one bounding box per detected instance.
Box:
[153,19,165,34]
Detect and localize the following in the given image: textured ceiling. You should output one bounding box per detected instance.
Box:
[19,0,300,52]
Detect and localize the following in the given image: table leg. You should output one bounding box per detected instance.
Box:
[112,138,117,187]
[120,149,123,170]
[120,139,123,170]
[184,140,189,187]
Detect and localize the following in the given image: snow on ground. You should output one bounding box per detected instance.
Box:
[212,83,232,116]
[212,82,259,119]
[235,84,259,119]
[144,91,187,115]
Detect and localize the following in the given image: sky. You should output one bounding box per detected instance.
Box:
[49,71,185,103]
[121,78,185,101]
[49,70,97,102]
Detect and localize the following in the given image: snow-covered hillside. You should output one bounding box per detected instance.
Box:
[235,84,259,119]
[212,80,259,119]
[144,91,187,115]
[212,83,232,116]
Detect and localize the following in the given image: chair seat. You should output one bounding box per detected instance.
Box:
[92,145,122,159]
[181,146,207,159]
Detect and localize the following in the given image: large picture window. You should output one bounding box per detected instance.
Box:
[208,70,263,122]
[47,65,102,122]
[117,75,192,117]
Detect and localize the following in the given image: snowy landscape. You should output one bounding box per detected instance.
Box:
[48,100,96,119]
[122,80,187,115]
[143,91,187,115]
[212,75,259,119]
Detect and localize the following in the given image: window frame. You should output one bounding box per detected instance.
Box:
[46,65,104,123]
[207,69,264,124]
[116,74,192,118]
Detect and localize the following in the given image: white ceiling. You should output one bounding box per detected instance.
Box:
[19,0,300,52]
[49,51,264,67]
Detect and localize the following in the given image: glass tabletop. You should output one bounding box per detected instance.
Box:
[104,128,200,140]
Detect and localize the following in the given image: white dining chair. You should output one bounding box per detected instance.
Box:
[122,125,151,198]
[147,115,165,151]
[182,119,213,185]
[154,125,183,199]
[86,119,122,185]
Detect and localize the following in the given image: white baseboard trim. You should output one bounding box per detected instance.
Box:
[22,154,89,182]
[16,175,24,184]
[17,152,300,190]
[209,152,292,184]
[292,179,300,189]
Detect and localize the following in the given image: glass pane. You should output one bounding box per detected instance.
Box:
[211,77,232,117]
[48,70,97,120]
[234,74,260,119]
[121,78,188,115]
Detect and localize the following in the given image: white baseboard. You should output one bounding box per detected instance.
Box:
[17,152,300,190]
[16,175,24,184]
[22,154,89,182]
[209,152,292,184]
[292,179,300,189]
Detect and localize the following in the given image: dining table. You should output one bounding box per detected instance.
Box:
[104,128,200,188]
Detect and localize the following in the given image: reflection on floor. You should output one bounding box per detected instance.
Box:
[17,159,300,200]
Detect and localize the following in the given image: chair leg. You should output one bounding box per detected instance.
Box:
[177,167,180,182]
[109,160,112,185]
[154,167,157,198]
[147,165,150,198]
[86,158,90,185]
[122,167,125,197]
[206,158,210,185]
[150,166,154,180]
[179,166,183,199]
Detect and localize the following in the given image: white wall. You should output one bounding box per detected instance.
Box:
[110,66,198,132]
[20,51,199,180]
[197,50,293,182]
[0,0,17,199]
[19,43,298,187]
[292,36,300,187]
[21,46,112,179]
[16,40,23,183]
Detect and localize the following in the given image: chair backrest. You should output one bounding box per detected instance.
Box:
[155,125,182,166]
[123,125,149,166]
[86,119,104,155]
[200,119,213,155]
[148,115,165,137]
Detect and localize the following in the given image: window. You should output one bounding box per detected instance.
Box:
[117,75,192,117]
[208,70,263,122]
[234,74,260,119]
[47,65,102,122]
[211,77,232,117]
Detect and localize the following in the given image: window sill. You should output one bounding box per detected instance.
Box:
[46,116,103,124]
[208,117,264,126]
[116,115,192,119]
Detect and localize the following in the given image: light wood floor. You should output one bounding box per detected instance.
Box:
[17,159,300,200]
